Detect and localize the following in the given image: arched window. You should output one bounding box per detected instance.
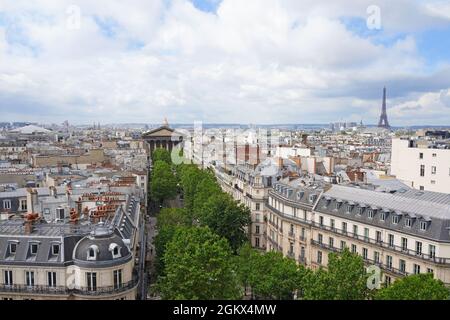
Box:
[87,245,99,261]
[109,243,122,259]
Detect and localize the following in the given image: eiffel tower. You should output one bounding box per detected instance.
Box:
[378,86,390,129]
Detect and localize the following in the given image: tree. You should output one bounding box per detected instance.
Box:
[197,193,251,252]
[192,173,222,217]
[245,251,306,300]
[152,148,172,165]
[157,227,242,300]
[178,164,203,213]
[153,225,178,276]
[157,208,191,230]
[375,273,449,300]
[303,249,368,300]
[150,160,177,205]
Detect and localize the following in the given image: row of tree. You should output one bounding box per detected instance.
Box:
[149,148,450,300]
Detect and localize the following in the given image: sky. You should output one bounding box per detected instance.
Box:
[0,0,450,126]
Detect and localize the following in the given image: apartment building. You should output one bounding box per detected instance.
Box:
[0,186,142,300]
[391,138,450,193]
[267,179,450,286]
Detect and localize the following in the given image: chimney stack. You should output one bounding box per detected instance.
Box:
[26,188,39,214]
[24,212,39,234]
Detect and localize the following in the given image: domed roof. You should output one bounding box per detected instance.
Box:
[73,224,130,265]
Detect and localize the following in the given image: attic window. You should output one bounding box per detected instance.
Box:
[30,243,39,255]
[9,243,17,254]
[109,243,121,259]
[52,244,60,255]
[392,215,400,225]
[419,221,428,231]
[405,218,412,228]
[87,245,99,261]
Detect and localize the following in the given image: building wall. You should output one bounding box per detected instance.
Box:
[391,138,450,193]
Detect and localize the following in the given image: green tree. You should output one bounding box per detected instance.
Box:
[246,251,306,300]
[157,226,242,300]
[197,193,251,252]
[153,225,178,276]
[152,148,172,165]
[150,160,177,205]
[375,273,449,300]
[192,174,222,217]
[178,164,203,214]
[157,208,191,229]
[303,249,368,300]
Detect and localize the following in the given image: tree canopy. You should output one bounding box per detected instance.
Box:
[151,148,172,165]
[150,160,177,204]
[375,273,449,300]
[157,226,242,300]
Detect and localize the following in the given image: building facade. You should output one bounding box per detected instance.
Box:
[391,138,450,193]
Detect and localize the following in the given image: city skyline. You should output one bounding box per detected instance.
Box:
[0,1,450,125]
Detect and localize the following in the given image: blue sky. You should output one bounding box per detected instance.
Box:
[0,0,449,125]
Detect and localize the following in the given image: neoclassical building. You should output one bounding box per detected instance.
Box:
[141,120,183,161]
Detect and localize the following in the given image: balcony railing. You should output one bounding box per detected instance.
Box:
[0,277,139,296]
[310,222,450,265]
[310,240,411,277]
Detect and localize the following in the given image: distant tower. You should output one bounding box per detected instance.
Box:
[378,87,390,129]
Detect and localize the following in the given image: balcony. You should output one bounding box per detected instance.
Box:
[311,221,450,265]
[0,277,139,296]
[288,231,295,239]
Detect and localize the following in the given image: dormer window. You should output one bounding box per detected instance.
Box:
[392,215,400,225]
[109,243,121,259]
[9,243,17,255]
[57,208,65,220]
[346,204,353,213]
[380,212,386,221]
[30,243,39,255]
[52,244,60,255]
[357,207,363,216]
[419,221,428,231]
[335,202,340,210]
[297,191,304,200]
[309,194,316,203]
[368,209,374,219]
[405,218,412,228]
[87,245,99,261]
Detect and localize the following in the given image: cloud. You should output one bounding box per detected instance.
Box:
[0,0,449,125]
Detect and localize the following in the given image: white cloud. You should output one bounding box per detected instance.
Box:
[0,0,449,124]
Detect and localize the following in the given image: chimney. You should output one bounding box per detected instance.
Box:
[24,212,39,234]
[26,188,39,214]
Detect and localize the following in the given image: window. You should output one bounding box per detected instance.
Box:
[346,204,352,213]
[300,246,305,259]
[319,216,324,226]
[255,213,261,222]
[401,237,408,251]
[392,215,399,224]
[405,218,412,228]
[9,243,17,254]
[329,237,334,248]
[318,234,323,244]
[420,186,424,191]
[87,245,99,260]
[419,152,423,159]
[25,271,35,287]
[364,228,369,241]
[431,180,436,185]
[30,243,38,255]
[3,200,11,210]
[432,153,437,158]
[374,251,380,263]
[427,268,434,275]
[301,228,305,240]
[353,225,358,237]
[4,270,13,286]
[330,219,335,230]
[388,234,394,247]
[385,276,391,286]
[357,207,363,215]
[57,208,65,220]
[362,248,368,260]
[429,245,436,259]
[419,221,428,231]
[399,259,406,273]
[416,241,422,255]
[413,264,421,274]
[317,251,322,264]
[420,165,425,177]
[255,225,260,235]
[340,241,346,250]
[386,255,392,269]
[335,202,340,210]
[20,200,27,211]
[113,270,122,290]
[47,272,57,287]
[367,209,374,219]
[255,203,260,211]
[431,166,436,175]
[351,244,357,253]
[376,231,382,243]
[380,212,386,221]
[86,272,97,291]
[342,222,347,234]
[52,244,60,255]
[255,237,260,248]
